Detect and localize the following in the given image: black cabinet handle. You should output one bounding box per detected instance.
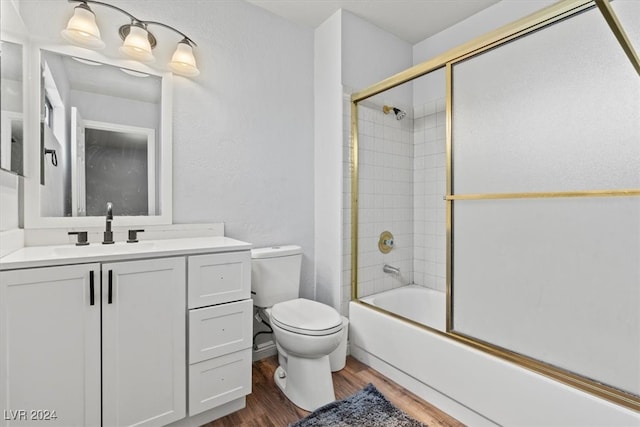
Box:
[89,271,95,306]
[108,270,113,304]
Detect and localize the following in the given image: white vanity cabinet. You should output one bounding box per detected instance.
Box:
[101,258,186,427]
[0,264,101,427]
[0,236,253,427]
[0,257,186,427]
[186,252,252,417]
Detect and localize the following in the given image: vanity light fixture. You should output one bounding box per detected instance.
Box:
[169,39,200,77]
[61,0,200,77]
[119,23,154,62]
[61,2,105,49]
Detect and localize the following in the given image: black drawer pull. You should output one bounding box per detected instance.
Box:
[89,271,95,306]
[108,270,113,304]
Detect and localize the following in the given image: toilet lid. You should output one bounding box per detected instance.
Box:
[271,298,342,336]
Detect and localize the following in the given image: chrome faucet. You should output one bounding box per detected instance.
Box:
[103,202,114,244]
[383,264,400,275]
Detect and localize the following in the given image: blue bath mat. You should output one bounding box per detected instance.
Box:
[289,383,426,427]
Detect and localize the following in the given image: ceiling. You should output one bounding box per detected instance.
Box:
[246,0,500,44]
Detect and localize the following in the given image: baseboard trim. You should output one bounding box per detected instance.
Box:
[166,397,245,427]
[253,340,277,361]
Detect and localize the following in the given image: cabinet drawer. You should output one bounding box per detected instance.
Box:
[188,251,251,308]
[188,348,252,416]
[189,299,253,363]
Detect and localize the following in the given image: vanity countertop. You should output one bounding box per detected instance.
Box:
[0,236,252,270]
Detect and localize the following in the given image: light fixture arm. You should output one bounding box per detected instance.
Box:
[69,0,138,23]
[143,21,197,47]
[67,0,197,46]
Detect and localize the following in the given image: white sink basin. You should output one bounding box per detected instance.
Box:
[53,242,156,258]
[0,236,252,270]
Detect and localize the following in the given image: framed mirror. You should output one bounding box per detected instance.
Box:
[25,45,172,228]
[0,39,26,176]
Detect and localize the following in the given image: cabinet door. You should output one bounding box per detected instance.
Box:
[0,264,101,427]
[101,258,186,427]
[188,349,252,416]
[188,251,251,308]
[189,299,253,363]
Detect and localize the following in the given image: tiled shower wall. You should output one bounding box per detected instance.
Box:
[413,98,447,292]
[343,99,415,306]
[341,95,447,315]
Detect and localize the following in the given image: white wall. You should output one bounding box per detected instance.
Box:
[336,10,413,314]
[167,1,316,297]
[124,0,317,295]
[0,79,22,112]
[69,91,159,131]
[314,11,343,309]
[342,10,412,110]
[18,0,316,296]
[0,172,19,231]
[341,11,412,105]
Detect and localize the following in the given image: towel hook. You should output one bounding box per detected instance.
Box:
[44,148,58,167]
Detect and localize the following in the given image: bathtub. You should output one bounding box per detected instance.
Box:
[349,286,640,426]
[360,285,445,331]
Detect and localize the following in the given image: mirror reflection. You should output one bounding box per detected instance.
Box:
[39,49,162,217]
[0,40,24,175]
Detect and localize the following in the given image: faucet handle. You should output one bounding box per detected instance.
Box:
[68,231,89,246]
[127,229,145,243]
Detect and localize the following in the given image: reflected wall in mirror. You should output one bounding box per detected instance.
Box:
[84,123,155,217]
[39,49,162,218]
[0,40,25,175]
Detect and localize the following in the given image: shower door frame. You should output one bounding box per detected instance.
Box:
[349,0,640,411]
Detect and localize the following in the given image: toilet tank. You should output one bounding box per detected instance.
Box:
[251,245,302,308]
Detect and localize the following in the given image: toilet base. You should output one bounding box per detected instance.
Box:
[273,354,336,412]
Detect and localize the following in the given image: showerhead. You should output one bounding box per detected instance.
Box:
[383,105,406,120]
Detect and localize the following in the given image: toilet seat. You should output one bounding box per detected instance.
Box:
[271,298,342,336]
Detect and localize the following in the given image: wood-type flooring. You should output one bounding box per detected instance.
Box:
[206,355,465,427]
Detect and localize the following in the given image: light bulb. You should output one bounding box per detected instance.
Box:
[119,24,154,62]
[60,4,105,49]
[169,41,200,77]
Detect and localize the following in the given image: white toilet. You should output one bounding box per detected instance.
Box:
[251,245,347,411]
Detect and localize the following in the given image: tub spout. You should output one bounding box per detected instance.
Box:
[383,264,400,275]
